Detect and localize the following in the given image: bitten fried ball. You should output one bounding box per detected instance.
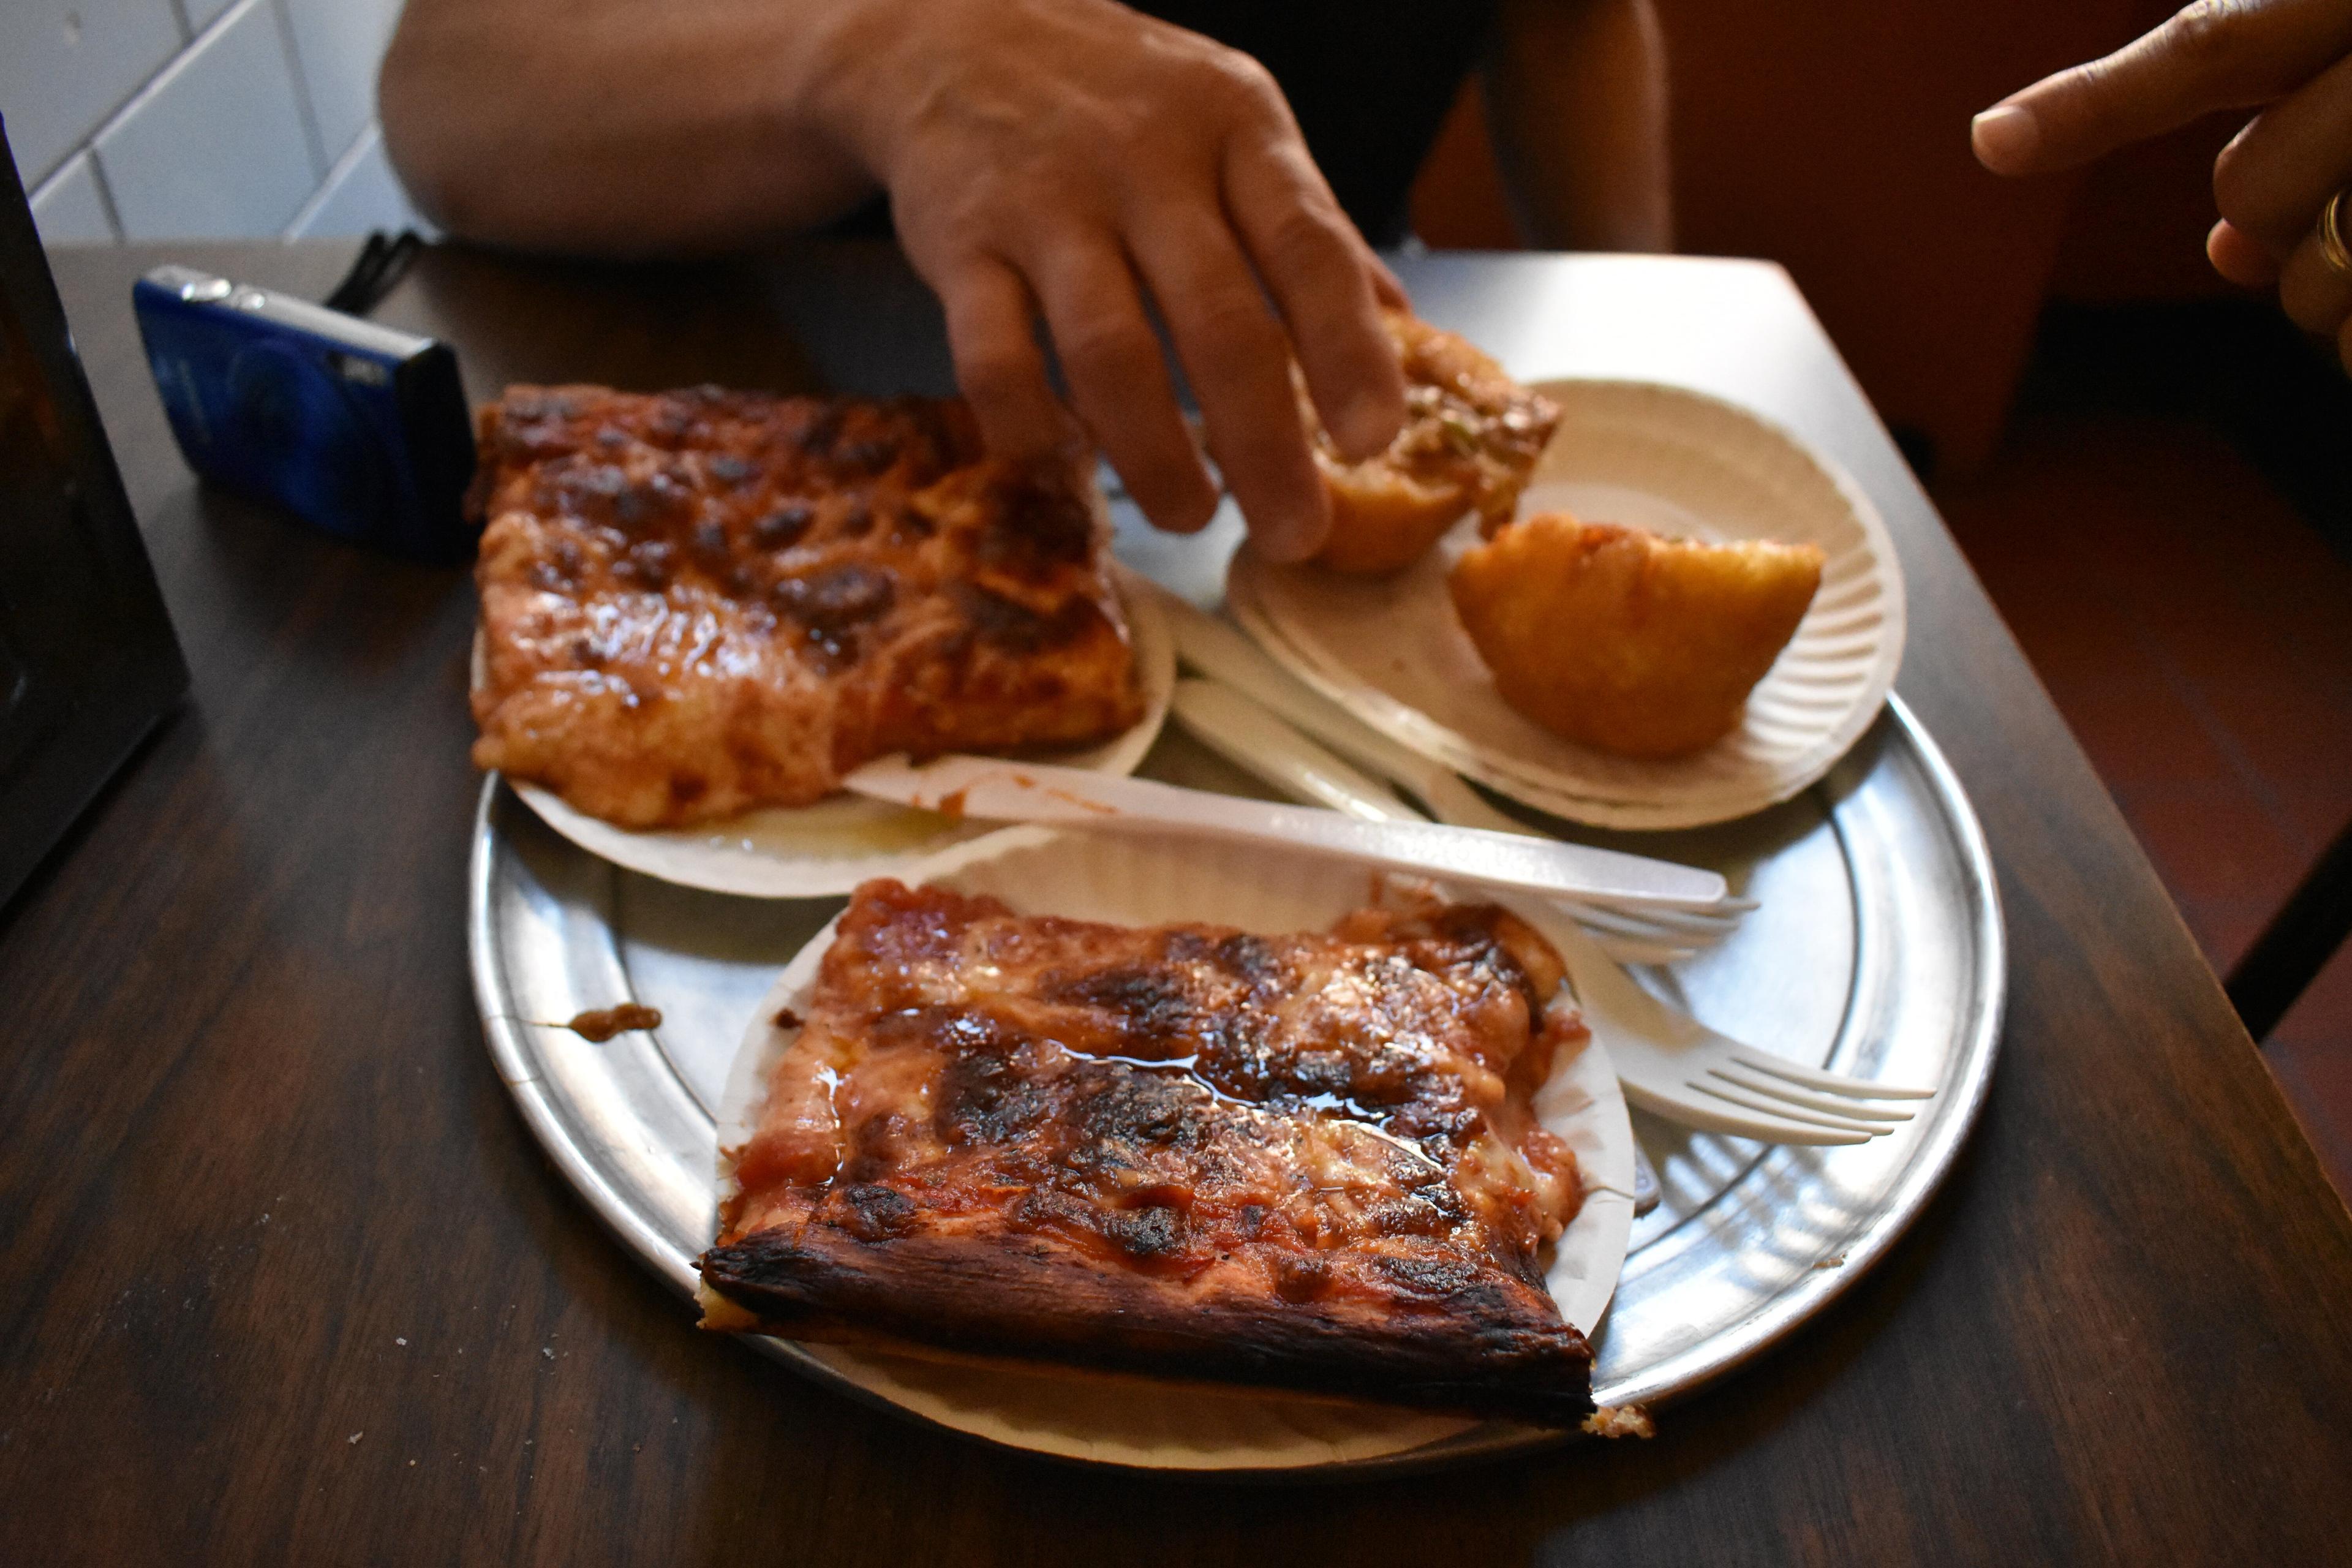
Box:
[1305,311,1559,576]
[1448,513,1823,758]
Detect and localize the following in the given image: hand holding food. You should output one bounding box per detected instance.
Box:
[386,0,1411,560]
[1449,512,1824,758]
[820,0,1411,558]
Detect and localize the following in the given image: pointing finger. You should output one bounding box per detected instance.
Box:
[1973,0,2352,176]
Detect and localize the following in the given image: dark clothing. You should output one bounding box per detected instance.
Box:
[1136,1,1498,244]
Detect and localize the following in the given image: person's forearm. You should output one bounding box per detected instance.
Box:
[1483,0,1671,252]
[380,0,883,254]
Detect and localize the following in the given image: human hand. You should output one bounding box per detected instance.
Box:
[1970,0,2352,368]
[807,0,1408,560]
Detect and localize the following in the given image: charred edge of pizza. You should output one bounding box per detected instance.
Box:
[693,1278,1545,1423]
[696,1224,1596,1428]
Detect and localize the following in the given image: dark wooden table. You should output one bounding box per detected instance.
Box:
[8,241,2350,1566]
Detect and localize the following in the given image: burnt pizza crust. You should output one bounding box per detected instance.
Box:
[699,1218,1594,1427]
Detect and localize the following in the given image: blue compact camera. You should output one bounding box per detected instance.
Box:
[133,264,477,561]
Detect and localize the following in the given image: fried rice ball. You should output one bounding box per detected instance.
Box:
[1449,513,1823,758]
[1305,311,1559,575]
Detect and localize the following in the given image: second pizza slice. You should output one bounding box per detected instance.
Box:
[699,878,1601,1427]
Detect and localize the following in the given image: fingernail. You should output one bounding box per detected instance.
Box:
[2204,219,2282,290]
[2205,219,2234,274]
[1971,105,2039,173]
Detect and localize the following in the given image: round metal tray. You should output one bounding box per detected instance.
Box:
[467,695,2002,1472]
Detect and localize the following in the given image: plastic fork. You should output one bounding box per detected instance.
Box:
[1148,584,1752,952]
[1170,677,1717,965]
[1535,908,1938,1145]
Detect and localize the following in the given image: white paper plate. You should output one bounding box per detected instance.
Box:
[713,831,1638,1470]
[494,568,1175,897]
[1229,379,1906,830]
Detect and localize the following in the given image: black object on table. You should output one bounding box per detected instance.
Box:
[0,119,186,913]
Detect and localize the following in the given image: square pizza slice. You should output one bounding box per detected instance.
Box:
[698,878,1599,1427]
[469,385,1144,828]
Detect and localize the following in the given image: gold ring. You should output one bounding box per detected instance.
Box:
[2320,187,2352,278]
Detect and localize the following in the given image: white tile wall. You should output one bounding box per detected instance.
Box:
[1,0,183,186]
[9,0,420,248]
[27,153,118,244]
[96,0,319,239]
